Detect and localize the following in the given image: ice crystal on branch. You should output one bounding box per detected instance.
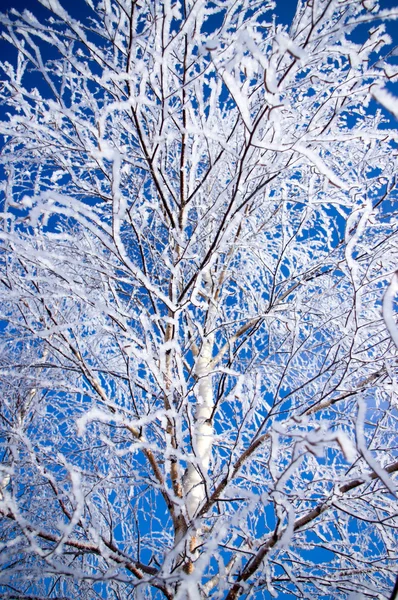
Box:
[0,0,397,598]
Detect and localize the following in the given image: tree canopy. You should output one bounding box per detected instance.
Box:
[0,0,398,598]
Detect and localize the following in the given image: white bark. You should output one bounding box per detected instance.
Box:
[184,329,215,520]
[184,269,216,523]
[1,1,398,598]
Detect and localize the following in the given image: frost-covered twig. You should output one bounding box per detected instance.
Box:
[383,271,398,349]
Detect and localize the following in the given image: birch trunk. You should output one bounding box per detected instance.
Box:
[183,273,216,570]
[184,330,214,521]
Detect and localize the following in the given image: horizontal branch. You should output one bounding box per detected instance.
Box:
[0,506,157,579]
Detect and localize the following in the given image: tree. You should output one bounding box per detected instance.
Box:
[0,0,398,597]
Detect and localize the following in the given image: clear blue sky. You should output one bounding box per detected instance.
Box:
[0,0,396,39]
[0,0,306,27]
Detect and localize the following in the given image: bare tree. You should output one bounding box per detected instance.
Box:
[0,0,398,598]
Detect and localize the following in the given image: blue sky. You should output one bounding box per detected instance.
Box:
[0,0,396,57]
[0,1,397,599]
[0,0,397,21]
[0,0,297,26]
